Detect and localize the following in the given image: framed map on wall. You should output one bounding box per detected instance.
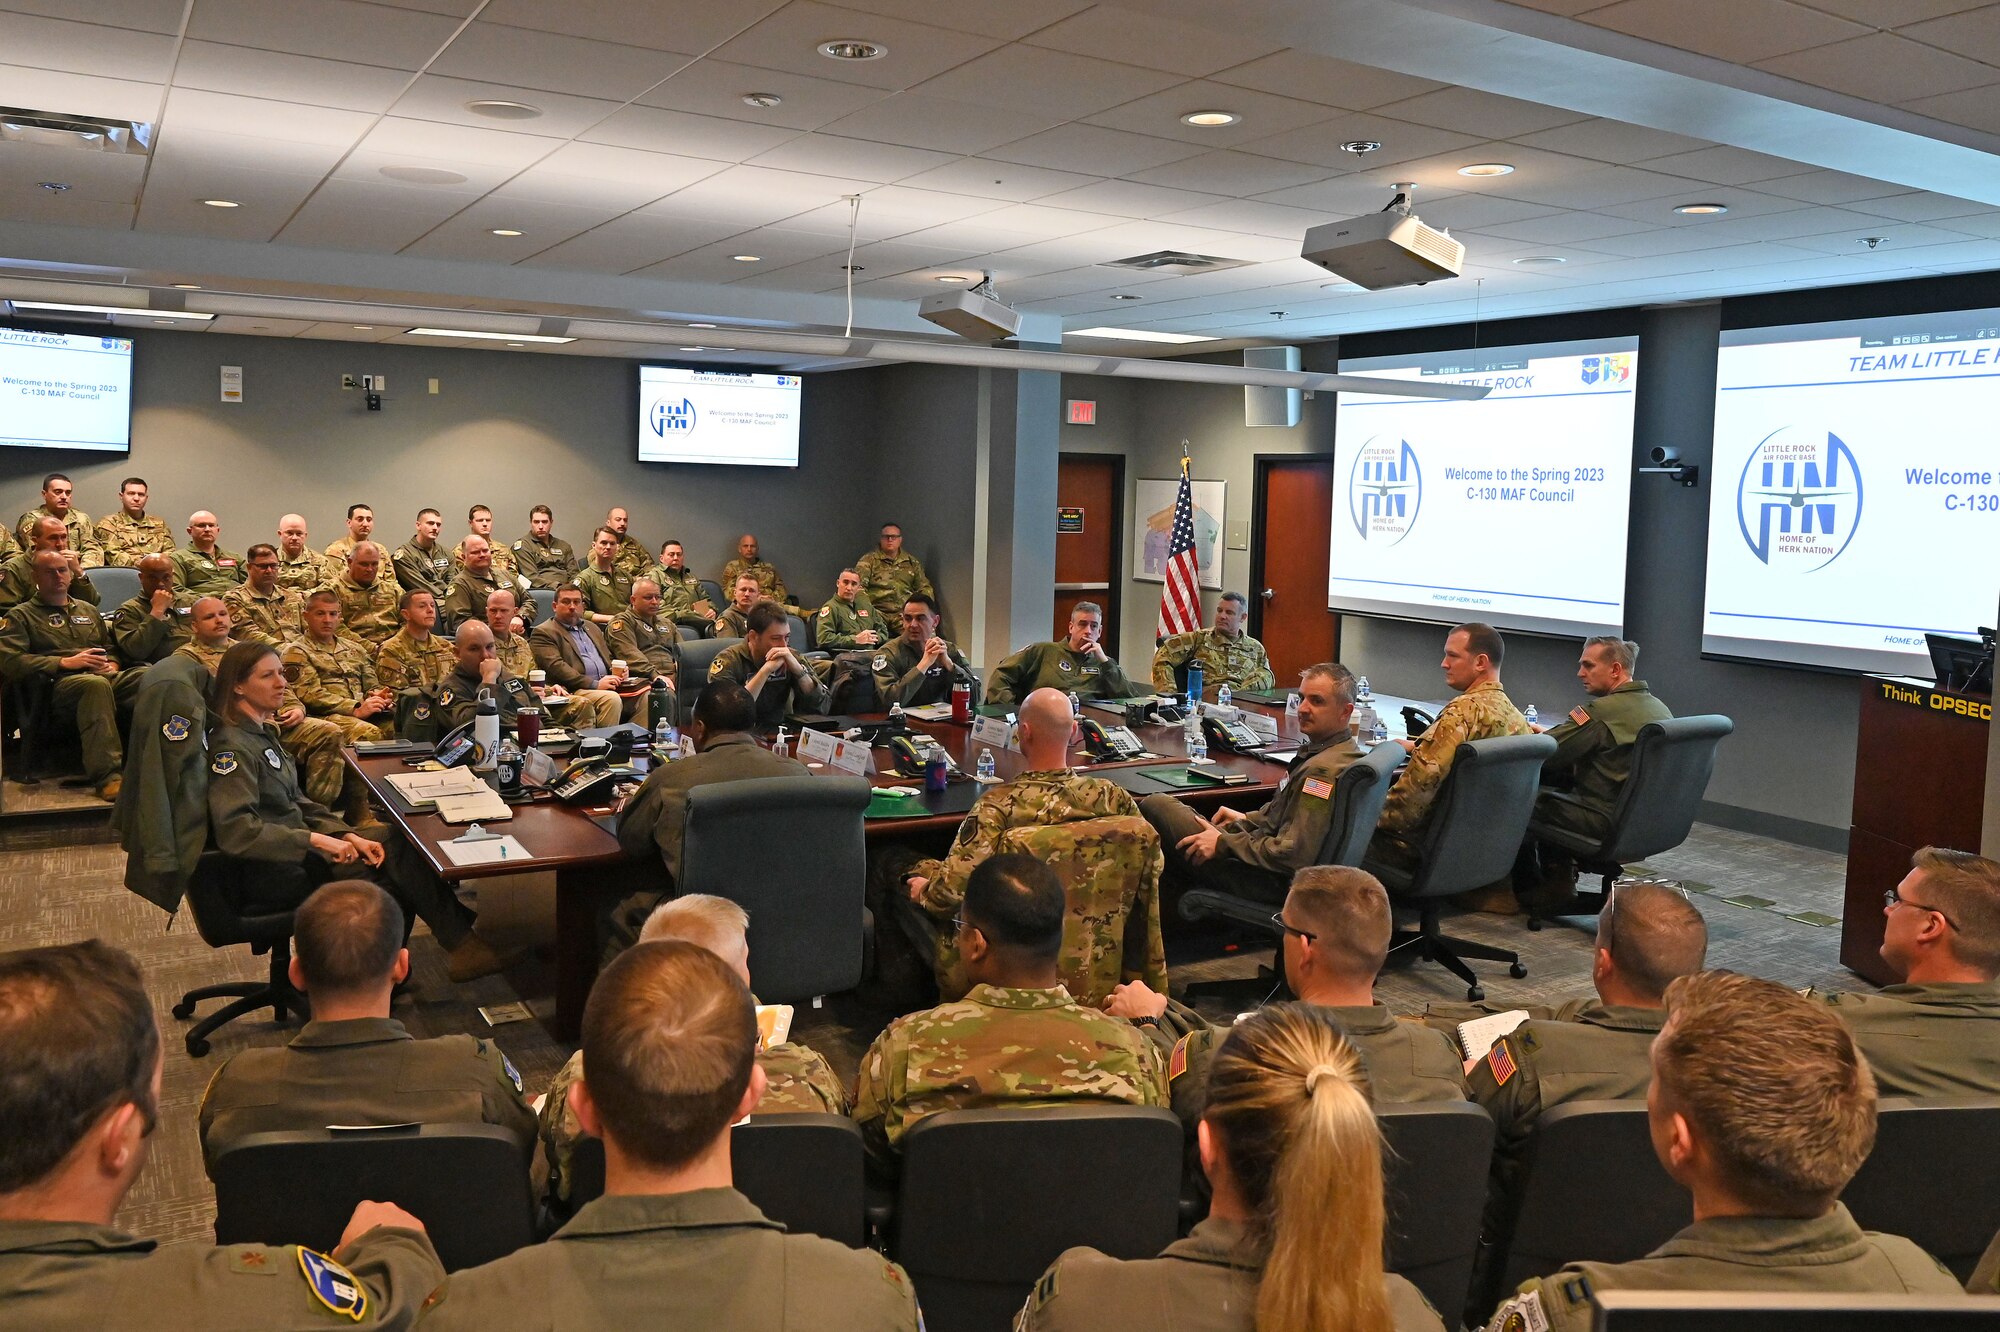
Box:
[1133,477,1224,589]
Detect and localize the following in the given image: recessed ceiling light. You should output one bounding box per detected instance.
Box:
[741,92,783,108]
[172,283,201,290]
[688,322,718,328]
[1674,202,1728,215]
[465,99,542,120]
[934,275,969,283]
[353,325,374,330]
[1180,110,1240,127]
[1458,163,1515,177]
[818,38,886,60]
[37,181,70,192]
[490,228,524,237]
[506,341,524,347]
[201,198,240,208]
[1513,255,1568,266]
[405,328,576,343]
[1340,140,1382,156]
[731,254,761,262]
[380,166,469,185]
[153,319,173,324]
[1067,326,1215,344]
[680,346,706,352]
[1108,294,1142,300]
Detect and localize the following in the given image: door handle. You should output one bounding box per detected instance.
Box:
[1260,588,1275,600]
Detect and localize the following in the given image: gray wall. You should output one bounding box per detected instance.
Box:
[1061,306,1860,847]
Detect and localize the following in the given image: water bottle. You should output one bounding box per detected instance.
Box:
[1371,714,1390,746]
[888,701,906,730]
[1285,692,1301,717]
[495,735,522,795]
[1067,690,1081,718]
[472,688,499,772]
[976,747,996,781]
[1525,703,1540,729]
[1356,674,1373,702]
[1216,683,1232,710]
[653,713,678,762]
[1185,713,1208,763]
[1185,663,1203,710]
[648,676,671,734]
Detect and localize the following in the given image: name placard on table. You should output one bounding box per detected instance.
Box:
[970,715,1017,751]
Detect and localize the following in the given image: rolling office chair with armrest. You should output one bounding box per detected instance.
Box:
[92,565,142,610]
[1525,715,1734,930]
[1365,732,1556,1001]
[672,635,737,725]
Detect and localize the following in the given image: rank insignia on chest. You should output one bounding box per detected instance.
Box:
[266,749,283,770]
[298,1248,368,1321]
[163,715,191,742]
[210,753,239,776]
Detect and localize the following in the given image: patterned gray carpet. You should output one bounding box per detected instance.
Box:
[0,815,1864,1247]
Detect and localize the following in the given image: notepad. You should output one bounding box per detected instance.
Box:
[1456,1010,1531,1062]
[439,834,529,866]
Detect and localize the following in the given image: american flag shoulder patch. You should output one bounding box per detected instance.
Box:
[1487,1038,1518,1087]
[1300,776,1333,801]
[1169,1037,1191,1082]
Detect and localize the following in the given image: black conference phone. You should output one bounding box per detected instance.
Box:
[1079,717,1146,761]
[888,734,962,780]
[1201,715,1266,755]
[550,757,643,805]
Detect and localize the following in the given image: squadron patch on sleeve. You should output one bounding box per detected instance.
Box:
[266,748,283,770]
[873,656,888,671]
[297,1248,368,1321]
[210,752,239,776]
[163,715,192,742]
[501,1051,524,1094]
[1492,1288,1549,1332]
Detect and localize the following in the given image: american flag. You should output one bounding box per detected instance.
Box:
[1157,458,1201,638]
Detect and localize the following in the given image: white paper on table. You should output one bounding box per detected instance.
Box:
[828,738,872,775]
[439,834,532,867]
[970,716,1015,751]
[797,728,837,764]
[384,768,488,803]
[903,702,955,721]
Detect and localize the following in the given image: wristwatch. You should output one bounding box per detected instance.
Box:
[1131,1014,1161,1028]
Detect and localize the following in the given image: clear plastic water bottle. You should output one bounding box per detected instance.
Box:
[887,701,906,729]
[976,747,996,781]
[1356,674,1373,702]
[1524,703,1540,729]
[1371,714,1390,746]
[495,734,522,794]
[1185,713,1208,763]
[654,714,678,762]
[1216,683,1232,710]
[1285,692,1301,716]
[1067,690,1081,717]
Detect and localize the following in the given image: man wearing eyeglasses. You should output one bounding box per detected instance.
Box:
[1820,846,2000,1098]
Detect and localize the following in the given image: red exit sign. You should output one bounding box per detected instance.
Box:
[1065,399,1096,425]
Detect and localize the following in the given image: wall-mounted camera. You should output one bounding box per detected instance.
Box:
[1639,444,1699,488]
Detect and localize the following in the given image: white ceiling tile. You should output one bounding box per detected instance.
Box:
[1906,238,2000,268]
[1238,114,1480,170]
[207,315,312,335]
[967,202,1129,239]
[707,2,1003,91]
[631,228,845,281]
[1205,49,1447,111]
[1023,8,1281,77]
[1634,145,1816,186]
[0,187,135,228]
[302,176,481,215]
[387,76,625,139]
[641,163,880,220]
[1475,210,1658,243]
[983,124,1203,175]
[324,151,520,195]
[161,87,377,147]
[476,0,785,53]
[1589,186,1812,224]
[0,139,147,202]
[1781,220,1992,253]
[489,145,725,210]
[634,59,891,132]
[888,217,1055,254]
[354,117,562,170]
[744,133,958,182]
[996,266,1142,300]
[521,215,743,272]
[1415,193,1562,229]
[1154,198,1327,238]
[0,12,176,81]
[1792,0,1995,24]
[1374,86,1590,139]
[814,93,1063,154]
[822,0,1091,41]
[0,64,159,121]
[781,186,1003,238]
[148,127,349,185]
[186,0,461,68]
[1907,208,2000,238]
[914,45,1181,119]
[1074,217,1298,261]
[1033,179,1231,218]
[137,176,311,238]
[428,21,695,100]
[0,0,185,33]
[1125,150,1328,195]
[1757,32,2000,102]
[1513,118,1714,164]
[172,42,411,115]
[1582,0,1870,63]
[582,106,802,163]
[1253,175,1461,216]
[1750,167,1911,203]
[1843,191,1995,222]
[1084,81,1341,149]
[401,200,622,261]
[1503,165,1719,210]
[1900,83,2000,135]
[893,156,1102,201]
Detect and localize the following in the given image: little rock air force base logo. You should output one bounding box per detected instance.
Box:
[649,396,697,438]
[1349,436,1422,544]
[1734,425,1864,571]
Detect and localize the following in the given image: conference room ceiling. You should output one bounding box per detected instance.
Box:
[0,0,1996,360]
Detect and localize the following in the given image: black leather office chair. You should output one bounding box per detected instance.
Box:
[1526,715,1733,930]
[173,852,309,1057]
[1842,1095,2000,1282]
[679,775,872,1002]
[92,565,142,611]
[1590,1291,2000,1330]
[565,1113,868,1247]
[1380,1100,1497,1323]
[1499,1100,1683,1297]
[890,1106,1183,1332]
[1366,732,1556,1000]
[673,635,737,724]
[211,1123,535,1272]
[697,578,724,611]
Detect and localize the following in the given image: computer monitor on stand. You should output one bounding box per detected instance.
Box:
[1927,629,1995,697]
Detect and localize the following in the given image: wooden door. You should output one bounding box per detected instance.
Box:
[1251,456,1338,681]
[1055,454,1122,643]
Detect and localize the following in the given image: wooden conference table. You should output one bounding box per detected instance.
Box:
[347,691,1417,1039]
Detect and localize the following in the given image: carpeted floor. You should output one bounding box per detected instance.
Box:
[0,813,1864,1247]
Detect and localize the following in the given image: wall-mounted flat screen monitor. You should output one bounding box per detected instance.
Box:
[1331,336,1639,637]
[637,364,802,468]
[0,326,133,453]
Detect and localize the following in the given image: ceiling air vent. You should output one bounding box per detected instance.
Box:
[1101,250,1251,275]
[0,106,152,154]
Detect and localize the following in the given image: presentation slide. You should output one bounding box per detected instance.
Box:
[1703,310,2000,675]
[0,327,133,453]
[1330,337,1639,637]
[637,364,803,467]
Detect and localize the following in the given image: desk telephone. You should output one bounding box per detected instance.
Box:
[1201,715,1266,755]
[887,734,961,779]
[550,757,643,804]
[1079,717,1146,761]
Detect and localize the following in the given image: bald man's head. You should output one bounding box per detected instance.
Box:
[453,618,497,674]
[135,552,172,594]
[1016,688,1076,768]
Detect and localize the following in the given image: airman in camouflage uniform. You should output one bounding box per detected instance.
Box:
[376,616,458,695]
[1149,593,1274,699]
[492,625,538,682]
[871,595,978,709]
[853,982,1167,1167]
[391,510,455,602]
[652,541,716,634]
[15,474,102,567]
[602,508,653,579]
[0,516,101,611]
[438,535,509,629]
[273,514,331,594]
[813,569,887,651]
[854,523,934,619]
[987,604,1133,707]
[1371,625,1530,868]
[94,478,173,566]
[109,568,200,668]
[325,543,402,646]
[720,533,795,610]
[452,504,518,580]
[512,505,576,590]
[323,503,377,564]
[0,527,17,562]
[605,581,682,682]
[537,1038,847,1211]
[715,575,761,640]
[0,554,144,798]
[285,604,394,741]
[993,815,1166,1008]
[222,546,303,647]
[169,512,244,597]
[573,533,635,623]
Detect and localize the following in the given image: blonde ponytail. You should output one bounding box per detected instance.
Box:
[1203,1004,1393,1332]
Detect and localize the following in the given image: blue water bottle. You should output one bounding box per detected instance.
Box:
[1185,663,1203,710]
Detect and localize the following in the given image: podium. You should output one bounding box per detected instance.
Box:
[1842,676,1991,984]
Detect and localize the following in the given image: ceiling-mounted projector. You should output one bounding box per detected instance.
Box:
[918,272,1021,342]
[1301,186,1464,291]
